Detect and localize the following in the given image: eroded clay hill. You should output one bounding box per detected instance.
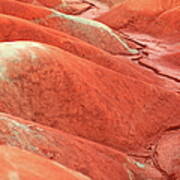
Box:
[0,0,179,179]
[0,145,91,180]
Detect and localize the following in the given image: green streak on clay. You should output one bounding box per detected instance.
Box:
[49,9,139,54]
[11,120,31,132]
[127,157,146,169]
[134,161,145,168]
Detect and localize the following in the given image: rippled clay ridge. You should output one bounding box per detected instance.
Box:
[0,0,179,179]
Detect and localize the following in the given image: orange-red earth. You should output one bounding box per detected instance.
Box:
[0,0,179,179]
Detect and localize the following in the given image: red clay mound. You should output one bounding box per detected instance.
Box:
[0,145,91,180]
[15,0,109,18]
[0,41,179,154]
[0,1,179,179]
[0,1,179,91]
[0,112,164,180]
[147,6,180,39]
[155,130,180,179]
[0,0,51,20]
[0,1,138,56]
[100,0,126,7]
[0,12,178,91]
[15,0,61,7]
[96,0,180,38]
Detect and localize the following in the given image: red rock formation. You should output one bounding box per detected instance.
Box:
[16,0,109,18]
[121,33,180,83]
[0,0,138,55]
[0,11,178,91]
[0,112,164,180]
[97,0,180,38]
[0,145,91,180]
[0,41,179,154]
[155,131,180,179]
[100,0,126,7]
[96,0,180,93]
[0,0,179,179]
[139,43,180,81]
[147,6,180,39]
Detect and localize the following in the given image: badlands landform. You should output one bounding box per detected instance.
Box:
[0,0,179,179]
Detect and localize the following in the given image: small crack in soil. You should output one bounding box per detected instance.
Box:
[127,46,180,84]
[82,0,96,8]
[72,5,93,15]
[125,37,147,48]
[164,125,180,132]
[121,33,180,85]
[138,61,180,82]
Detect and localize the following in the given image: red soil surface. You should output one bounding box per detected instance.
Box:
[0,8,178,91]
[0,11,139,58]
[0,145,91,180]
[16,0,109,18]
[147,6,180,39]
[97,0,180,37]
[0,0,137,55]
[0,0,179,179]
[0,113,163,180]
[0,41,179,153]
[155,131,180,179]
